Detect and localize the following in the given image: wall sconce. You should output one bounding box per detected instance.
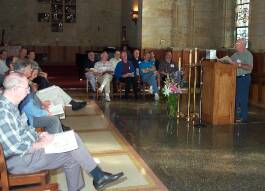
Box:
[131,10,138,24]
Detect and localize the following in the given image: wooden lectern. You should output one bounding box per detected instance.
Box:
[202,61,237,125]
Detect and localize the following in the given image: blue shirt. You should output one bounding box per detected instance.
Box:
[139,60,155,79]
[19,92,49,126]
[114,60,135,80]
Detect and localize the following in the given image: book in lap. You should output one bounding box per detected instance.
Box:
[45,130,78,154]
[36,85,61,105]
[36,86,65,118]
[49,104,65,119]
[217,56,234,64]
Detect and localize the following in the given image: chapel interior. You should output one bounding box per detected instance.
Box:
[0,0,265,191]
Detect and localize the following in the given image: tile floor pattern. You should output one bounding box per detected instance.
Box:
[50,101,167,191]
[54,90,265,191]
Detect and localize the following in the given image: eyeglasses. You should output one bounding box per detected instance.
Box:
[16,85,30,93]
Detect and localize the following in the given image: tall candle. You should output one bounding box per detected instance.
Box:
[178,57,181,70]
[194,48,198,64]
[189,49,192,65]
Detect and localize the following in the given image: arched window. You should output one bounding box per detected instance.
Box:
[235,0,250,47]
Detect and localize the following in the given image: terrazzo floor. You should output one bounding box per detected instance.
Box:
[57,90,265,191]
[51,97,167,191]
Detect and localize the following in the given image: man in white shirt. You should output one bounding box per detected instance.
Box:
[94,51,114,101]
[109,50,121,70]
[0,49,9,86]
[109,50,121,93]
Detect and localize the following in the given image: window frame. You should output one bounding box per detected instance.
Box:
[235,0,250,47]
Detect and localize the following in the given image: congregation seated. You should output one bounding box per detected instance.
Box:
[94,51,115,101]
[19,87,64,134]
[28,50,48,78]
[121,45,132,60]
[17,47,86,110]
[6,55,18,70]
[84,50,97,92]
[109,50,121,70]
[139,52,160,101]
[12,58,86,111]
[150,51,160,71]
[149,51,161,89]
[28,50,51,90]
[114,51,138,99]
[0,72,125,191]
[15,57,66,134]
[130,48,142,76]
[0,49,9,86]
[109,50,121,93]
[18,47,27,59]
[159,49,179,85]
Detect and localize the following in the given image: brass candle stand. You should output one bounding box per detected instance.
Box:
[176,85,185,119]
[194,58,206,128]
[186,63,192,122]
[191,63,199,119]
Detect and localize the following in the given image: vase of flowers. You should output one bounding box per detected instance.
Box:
[162,71,183,118]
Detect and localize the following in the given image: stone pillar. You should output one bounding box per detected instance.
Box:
[249,0,265,51]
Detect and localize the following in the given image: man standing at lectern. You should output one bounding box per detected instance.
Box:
[231,38,253,123]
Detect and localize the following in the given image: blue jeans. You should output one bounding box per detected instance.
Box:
[236,74,251,121]
[142,73,158,94]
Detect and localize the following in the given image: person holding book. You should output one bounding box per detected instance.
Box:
[114,51,138,99]
[231,38,253,122]
[12,59,86,111]
[19,88,64,134]
[0,72,124,191]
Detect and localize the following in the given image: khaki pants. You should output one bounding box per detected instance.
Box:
[97,74,113,94]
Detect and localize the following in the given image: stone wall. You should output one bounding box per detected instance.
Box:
[1,0,265,51]
[249,0,265,52]
[141,0,233,50]
[141,0,265,51]
[121,0,140,48]
[0,0,122,47]
[141,0,173,49]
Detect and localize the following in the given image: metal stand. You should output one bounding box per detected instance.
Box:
[186,64,192,122]
[191,64,199,119]
[194,59,206,128]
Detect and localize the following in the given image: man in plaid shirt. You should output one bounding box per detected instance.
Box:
[0,72,124,191]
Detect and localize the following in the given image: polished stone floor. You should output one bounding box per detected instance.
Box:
[67,90,265,191]
[95,98,265,191]
[53,97,167,191]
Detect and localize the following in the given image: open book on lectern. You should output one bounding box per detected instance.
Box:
[217,56,234,64]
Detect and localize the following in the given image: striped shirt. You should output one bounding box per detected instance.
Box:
[0,95,38,158]
[231,50,253,76]
[94,61,115,73]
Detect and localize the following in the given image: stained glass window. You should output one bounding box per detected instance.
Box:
[235,0,250,46]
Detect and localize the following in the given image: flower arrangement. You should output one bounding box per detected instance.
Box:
[162,71,183,118]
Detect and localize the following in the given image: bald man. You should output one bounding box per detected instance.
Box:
[0,72,124,191]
